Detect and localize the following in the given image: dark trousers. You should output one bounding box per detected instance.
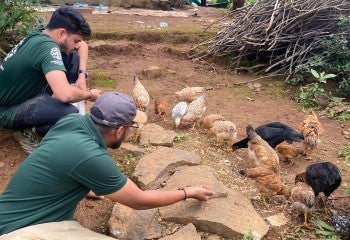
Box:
[1,51,80,136]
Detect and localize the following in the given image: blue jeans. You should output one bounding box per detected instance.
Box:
[1,51,80,137]
[12,94,78,136]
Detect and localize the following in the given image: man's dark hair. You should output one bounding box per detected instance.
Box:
[46,6,91,38]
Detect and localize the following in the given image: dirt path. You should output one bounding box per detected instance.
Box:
[1,7,349,239]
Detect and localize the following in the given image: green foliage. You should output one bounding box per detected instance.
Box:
[90,70,115,88]
[241,229,254,240]
[325,97,350,121]
[313,219,340,240]
[0,0,44,55]
[346,185,350,195]
[298,69,334,108]
[339,144,350,163]
[174,134,186,143]
[291,34,350,98]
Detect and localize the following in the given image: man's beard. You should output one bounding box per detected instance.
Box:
[110,139,122,149]
[110,130,127,149]
[59,39,70,54]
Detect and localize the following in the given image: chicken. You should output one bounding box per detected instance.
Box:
[181,93,206,128]
[154,97,170,116]
[246,124,280,174]
[232,122,304,152]
[174,86,206,102]
[210,120,237,150]
[291,181,315,228]
[276,143,300,163]
[199,114,226,130]
[239,166,290,207]
[331,209,350,239]
[132,75,150,112]
[171,101,188,128]
[295,162,342,206]
[299,110,323,159]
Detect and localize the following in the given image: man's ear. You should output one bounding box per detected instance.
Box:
[57,28,67,40]
[114,126,124,139]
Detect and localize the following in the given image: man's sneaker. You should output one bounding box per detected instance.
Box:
[13,128,42,155]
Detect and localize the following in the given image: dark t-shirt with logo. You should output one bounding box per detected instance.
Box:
[0,29,66,127]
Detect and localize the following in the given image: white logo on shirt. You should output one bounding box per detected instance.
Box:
[51,47,62,60]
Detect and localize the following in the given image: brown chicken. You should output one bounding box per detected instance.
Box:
[246,125,280,174]
[181,93,206,128]
[174,86,206,102]
[210,120,237,150]
[199,114,226,130]
[132,75,150,112]
[291,180,315,227]
[276,143,300,163]
[239,166,290,207]
[154,97,170,116]
[299,110,323,159]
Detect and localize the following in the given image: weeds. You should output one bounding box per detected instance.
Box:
[313,219,340,240]
[174,134,186,143]
[339,144,350,163]
[90,70,115,89]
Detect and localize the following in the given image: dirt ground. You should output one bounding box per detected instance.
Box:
[1,6,350,239]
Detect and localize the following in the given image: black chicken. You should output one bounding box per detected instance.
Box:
[232,122,304,151]
[331,209,350,239]
[295,162,342,203]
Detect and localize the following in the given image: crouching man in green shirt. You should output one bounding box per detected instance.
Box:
[0,92,214,239]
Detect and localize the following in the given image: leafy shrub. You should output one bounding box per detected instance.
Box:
[291,34,350,98]
[339,144,350,162]
[0,0,43,57]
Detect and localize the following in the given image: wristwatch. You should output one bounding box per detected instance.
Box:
[79,70,89,78]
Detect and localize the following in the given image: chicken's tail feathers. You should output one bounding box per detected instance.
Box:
[286,130,305,143]
[246,124,257,140]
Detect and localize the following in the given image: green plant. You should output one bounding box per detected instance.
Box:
[241,229,254,240]
[325,97,350,121]
[0,0,44,57]
[174,134,186,143]
[90,70,115,88]
[291,34,350,98]
[339,144,350,162]
[298,69,335,108]
[313,219,340,239]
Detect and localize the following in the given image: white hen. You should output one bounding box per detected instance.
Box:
[171,102,188,128]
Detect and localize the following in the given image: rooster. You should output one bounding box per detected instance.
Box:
[239,166,290,207]
[132,75,150,112]
[171,101,188,128]
[210,120,237,151]
[232,122,304,152]
[295,162,342,207]
[299,110,323,159]
[199,114,226,130]
[154,97,170,116]
[291,180,315,228]
[174,86,206,102]
[181,93,206,128]
[246,124,280,174]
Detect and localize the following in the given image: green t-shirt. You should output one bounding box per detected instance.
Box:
[0,29,66,128]
[0,114,127,235]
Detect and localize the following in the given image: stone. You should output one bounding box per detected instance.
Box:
[133,147,201,190]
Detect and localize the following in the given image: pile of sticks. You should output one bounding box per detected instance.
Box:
[192,0,350,78]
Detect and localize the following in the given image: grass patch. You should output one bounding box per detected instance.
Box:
[89,70,115,89]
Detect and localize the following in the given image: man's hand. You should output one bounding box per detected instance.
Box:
[185,185,214,202]
[88,89,102,101]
